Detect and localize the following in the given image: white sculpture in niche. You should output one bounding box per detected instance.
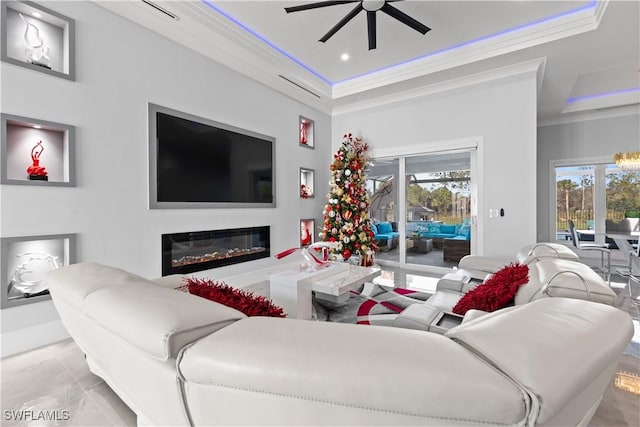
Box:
[8,252,61,295]
[18,13,52,69]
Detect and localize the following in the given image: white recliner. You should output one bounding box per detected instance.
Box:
[393,243,615,331]
[453,242,580,280]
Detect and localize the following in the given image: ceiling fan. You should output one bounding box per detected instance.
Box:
[284,0,431,51]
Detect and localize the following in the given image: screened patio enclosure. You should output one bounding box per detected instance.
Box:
[367,151,473,269]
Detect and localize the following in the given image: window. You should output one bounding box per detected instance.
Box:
[554,161,639,242]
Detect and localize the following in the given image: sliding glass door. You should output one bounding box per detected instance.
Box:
[367,158,400,264]
[367,151,473,270]
[404,152,471,268]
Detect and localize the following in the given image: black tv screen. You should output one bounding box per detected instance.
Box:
[150,104,275,208]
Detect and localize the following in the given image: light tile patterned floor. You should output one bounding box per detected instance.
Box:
[1,339,136,426]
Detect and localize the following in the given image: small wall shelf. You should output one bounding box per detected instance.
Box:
[1,233,76,308]
[1,113,76,186]
[300,167,315,199]
[1,1,75,80]
[300,219,315,247]
[299,116,314,148]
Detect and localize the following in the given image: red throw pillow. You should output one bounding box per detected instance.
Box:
[452,263,529,315]
[177,278,286,318]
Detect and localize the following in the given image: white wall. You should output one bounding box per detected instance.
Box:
[332,71,538,260]
[0,2,330,357]
[537,110,640,242]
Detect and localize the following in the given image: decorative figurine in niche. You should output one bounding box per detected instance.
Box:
[19,13,52,69]
[8,252,61,297]
[300,223,311,246]
[27,140,48,181]
[300,121,308,145]
[300,184,312,198]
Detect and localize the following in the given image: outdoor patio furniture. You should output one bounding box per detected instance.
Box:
[443,238,470,262]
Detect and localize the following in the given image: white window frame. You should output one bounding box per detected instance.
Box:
[549,155,618,245]
[372,137,482,274]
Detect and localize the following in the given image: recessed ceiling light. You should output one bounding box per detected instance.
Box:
[32,12,42,18]
[341,53,350,61]
[32,125,41,129]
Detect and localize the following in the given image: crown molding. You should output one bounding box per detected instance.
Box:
[561,90,640,114]
[538,104,640,127]
[98,0,606,107]
[333,57,546,116]
[330,1,606,98]
[95,1,619,120]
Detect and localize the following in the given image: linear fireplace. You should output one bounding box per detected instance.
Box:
[161,226,270,276]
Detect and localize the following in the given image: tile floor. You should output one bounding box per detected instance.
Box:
[1,268,638,426]
[1,339,136,426]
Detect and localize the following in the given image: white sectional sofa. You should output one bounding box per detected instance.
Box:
[393,242,615,331]
[47,261,633,427]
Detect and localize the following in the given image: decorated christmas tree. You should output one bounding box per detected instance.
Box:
[320,133,378,265]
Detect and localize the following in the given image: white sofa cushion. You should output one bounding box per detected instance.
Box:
[48,262,149,307]
[178,317,528,426]
[446,298,633,424]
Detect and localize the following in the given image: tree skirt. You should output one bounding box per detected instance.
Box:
[313,283,432,326]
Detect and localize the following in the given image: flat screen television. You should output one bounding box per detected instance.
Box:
[149,104,275,208]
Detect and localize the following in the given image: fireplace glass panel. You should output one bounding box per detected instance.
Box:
[162,226,270,276]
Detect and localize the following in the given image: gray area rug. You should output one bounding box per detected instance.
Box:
[313,282,431,326]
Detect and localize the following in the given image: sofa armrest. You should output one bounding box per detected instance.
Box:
[435,273,468,292]
[446,298,633,425]
[461,309,488,323]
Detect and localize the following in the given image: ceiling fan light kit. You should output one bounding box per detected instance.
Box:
[285,0,430,51]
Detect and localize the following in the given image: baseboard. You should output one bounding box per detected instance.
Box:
[1,319,70,358]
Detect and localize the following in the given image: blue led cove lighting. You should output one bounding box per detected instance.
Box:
[201,0,332,85]
[566,87,640,103]
[338,0,598,84]
[202,0,598,87]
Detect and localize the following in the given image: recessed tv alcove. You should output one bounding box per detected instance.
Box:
[148,103,276,209]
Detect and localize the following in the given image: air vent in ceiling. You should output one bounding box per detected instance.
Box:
[278,75,321,98]
[141,0,179,20]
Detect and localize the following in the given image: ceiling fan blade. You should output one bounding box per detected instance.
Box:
[319,4,363,43]
[285,1,358,13]
[367,10,376,50]
[380,3,431,34]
